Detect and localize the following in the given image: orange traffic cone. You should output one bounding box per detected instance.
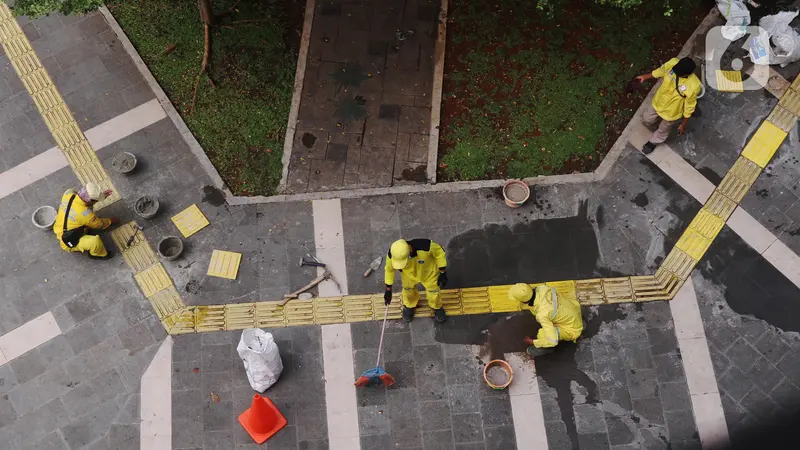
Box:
[238,394,287,444]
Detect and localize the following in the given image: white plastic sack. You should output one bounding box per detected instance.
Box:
[237,329,283,392]
[750,11,800,67]
[717,0,750,40]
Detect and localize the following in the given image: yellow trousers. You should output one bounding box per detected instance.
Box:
[401,275,442,309]
[61,234,107,257]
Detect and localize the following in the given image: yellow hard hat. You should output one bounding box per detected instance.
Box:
[390,239,410,270]
[508,283,533,303]
[85,182,102,201]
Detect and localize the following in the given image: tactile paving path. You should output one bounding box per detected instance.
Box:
[3,5,799,333]
[0,4,119,210]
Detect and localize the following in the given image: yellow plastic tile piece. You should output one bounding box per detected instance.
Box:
[314,297,345,324]
[489,285,521,313]
[728,156,762,187]
[675,228,711,261]
[31,86,62,114]
[704,191,737,220]
[688,209,726,240]
[741,121,787,168]
[42,104,75,131]
[3,35,30,59]
[225,303,257,330]
[343,295,376,322]
[55,123,86,152]
[660,248,697,280]
[164,308,199,334]
[255,302,287,328]
[285,299,315,326]
[207,250,242,280]
[149,286,185,320]
[715,70,744,92]
[767,105,799,133]
[111,221,145,251]
[10,52,41,77]
[630,276,671,302]
[440,289,463,316]
[134,264,173,298]
[602,278,635,303]
[63,141,96,168]
[73,160,108,185]
[21,69,51,94]
[717,172,752,204]
[194,305,227,332]
[123,244,159,273]
[460,287,491,314]
[779,87,800,116]
[171,204,210,238]
[575,279,605,305]
[0,3,13,20]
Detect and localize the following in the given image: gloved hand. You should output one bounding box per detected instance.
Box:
[384,286,392,306]
[523,336,535,346]
[438,271,448,288]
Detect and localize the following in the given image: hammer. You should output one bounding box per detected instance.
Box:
[300,256,326,268]
[126,224,143,248]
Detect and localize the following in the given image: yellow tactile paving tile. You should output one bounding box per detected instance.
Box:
[715,70,744,92]
[728,156,762,186]
[602,277,635,303]
[122,244,159,273]
[630,276,671,301]
[741,121,788,168]
[675,228,712,261]
[779,87,800,116]
[703,191,737,220]
[73,159,107,185]
[171,204,210,238]
[660,248,696,280]
[21,69,51,94]
[207,250,242,280]
[767,105,798,133]
[149,286,185,320]
[63,141,97,168]
[575,279,604,305]
[717,171,753,203]
[111,221,145,250]
[688,209,726,240]
[134,264,172,298]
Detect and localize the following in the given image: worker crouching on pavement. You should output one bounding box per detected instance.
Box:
[384,239,449,323]
[54,182,119,260]
[636,56,701,155]
[508,283,584,357]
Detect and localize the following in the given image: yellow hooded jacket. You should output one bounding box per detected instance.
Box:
[384,239,447,285]
[529,285,584,348]
[54,189,112,251]
[651,57,702,121]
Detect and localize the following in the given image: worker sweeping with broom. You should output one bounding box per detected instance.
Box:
[508,283,584,357]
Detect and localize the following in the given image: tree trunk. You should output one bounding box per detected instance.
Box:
[189,0,215,114]
[198,0,214,26]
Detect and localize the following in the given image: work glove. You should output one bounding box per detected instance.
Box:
[384,286,392,305]
[438,271,448,288]
[523,336,535,346]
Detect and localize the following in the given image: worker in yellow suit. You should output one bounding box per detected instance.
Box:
[508,283,584,357]
[635,56,702,155]
[54,182,119,260]
[384,239,448,323]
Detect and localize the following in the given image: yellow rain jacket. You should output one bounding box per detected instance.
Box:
[385,239,447,309]
[528,285,584,349]
[54,189,111,256]
[651,58,702,121]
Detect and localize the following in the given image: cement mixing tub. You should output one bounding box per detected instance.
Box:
[483,359,513,390]
[135,195,159,219]
[502,180,530,208]
[111,152,137,174]
[32,205,57,230]
[158,236,184,261]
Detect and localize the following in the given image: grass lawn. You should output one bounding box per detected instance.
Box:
[439,0,713,181]
[108,0,302,195]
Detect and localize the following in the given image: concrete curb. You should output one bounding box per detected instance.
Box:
[98,6,227,192]
[105,3,721,204]
[426,0,448,184]
[278,0,316,193]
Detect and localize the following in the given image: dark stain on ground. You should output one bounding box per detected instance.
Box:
[399,164,428,182]
[699,227,800,332]
[697,166,723,186]
[201,185,226,207]
[632,192,649,207]
[755,188,769,199]
[301,132,317,148]
[434,306,628,450]
[446,200,621,288]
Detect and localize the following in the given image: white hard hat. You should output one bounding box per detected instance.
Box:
[85,182,102,201]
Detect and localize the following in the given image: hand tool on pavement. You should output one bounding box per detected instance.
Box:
[363,256,383,277]
[300,255,326,268]
[354,304,395,388]
[126,224,143,248]
[279,271,331,306]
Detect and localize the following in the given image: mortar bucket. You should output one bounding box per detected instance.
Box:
[32,205,57,230]
[158,236,183,261]
[483,359,513,390]
[502,180,530,208]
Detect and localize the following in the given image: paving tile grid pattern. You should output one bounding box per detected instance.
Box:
[287,0,438,192]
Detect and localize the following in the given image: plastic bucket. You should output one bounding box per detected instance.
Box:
[483,359,513,390]
[502,180,530,208]
[135,195,159,219]
[158,236,184,261]
[32,205,57,230]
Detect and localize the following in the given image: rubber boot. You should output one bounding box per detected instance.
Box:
[526,346,555,357]
[433,308,447,323]
[402,306,415,323]
[88,251,113,260]
[642,142,656,155]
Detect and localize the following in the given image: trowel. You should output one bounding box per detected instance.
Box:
[363,256,383,277]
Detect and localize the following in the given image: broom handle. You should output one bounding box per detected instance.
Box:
[375,305,389,368]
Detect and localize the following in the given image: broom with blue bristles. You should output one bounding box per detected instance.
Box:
[354,305,395,388]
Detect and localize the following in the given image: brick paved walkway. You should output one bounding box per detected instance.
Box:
[286,0,438,193]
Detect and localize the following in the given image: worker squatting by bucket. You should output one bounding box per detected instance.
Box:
[508,283,585,357]
[54,183,120,260]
